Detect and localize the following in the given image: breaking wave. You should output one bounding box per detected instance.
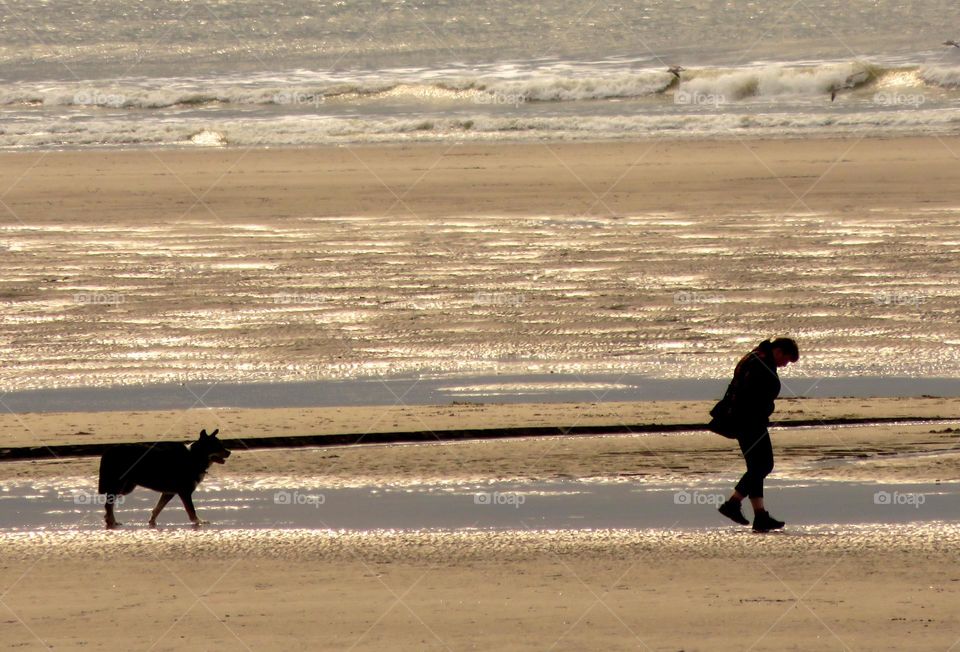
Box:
[680,61,879,100]
[918,65,960,88]
[0,59,950,110]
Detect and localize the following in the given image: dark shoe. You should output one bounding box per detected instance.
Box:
[718,500,750,525]
[753,510,785,533]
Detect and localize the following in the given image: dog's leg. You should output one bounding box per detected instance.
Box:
[149,492,175,527]
[179,492,208,526]
[104,495,119,529]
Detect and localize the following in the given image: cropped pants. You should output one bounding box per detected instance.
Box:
[735,429,774,499]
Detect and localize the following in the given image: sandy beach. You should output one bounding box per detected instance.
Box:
[1,396,959,649]
[2,136,960,649]
[7,0,960,645]
[2,526,959,651]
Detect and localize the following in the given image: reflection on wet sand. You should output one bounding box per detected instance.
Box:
[2,209,959,390]
[2,478,959,534]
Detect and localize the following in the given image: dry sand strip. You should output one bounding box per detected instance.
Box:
[5,422,960,486]
[0,397,956,450]
[1,414,956,463]
[0,526,958,650]
[1,397,957,484]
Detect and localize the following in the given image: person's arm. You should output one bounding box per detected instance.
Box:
[733,357,778,421]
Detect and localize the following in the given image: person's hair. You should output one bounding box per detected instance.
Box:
[770,337,799,362]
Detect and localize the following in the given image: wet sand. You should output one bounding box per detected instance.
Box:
[2,138,960,389]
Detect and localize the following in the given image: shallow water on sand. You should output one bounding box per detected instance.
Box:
[3,478,958,533]
[5,375,960,413]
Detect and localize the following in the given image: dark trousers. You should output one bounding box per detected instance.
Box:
[735,430,774,499]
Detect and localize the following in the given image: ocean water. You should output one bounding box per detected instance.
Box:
[2,2,960,395]
[2,0,960,148]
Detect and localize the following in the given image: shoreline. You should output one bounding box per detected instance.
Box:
[1,130,933,155]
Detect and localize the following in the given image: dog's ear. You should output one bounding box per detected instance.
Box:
[209,428,219,438]
[199,429,208,439]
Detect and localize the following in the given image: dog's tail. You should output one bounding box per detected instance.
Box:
[97,448,127,495]
[97,454,112,495]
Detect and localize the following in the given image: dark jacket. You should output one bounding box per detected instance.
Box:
[710,340,781,436]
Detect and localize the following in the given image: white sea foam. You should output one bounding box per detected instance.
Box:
[918,65,960,88]
[4,107,960,149]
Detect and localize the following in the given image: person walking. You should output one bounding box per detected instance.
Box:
[709,337,799,532]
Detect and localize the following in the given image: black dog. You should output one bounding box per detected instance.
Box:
[97,428,231,529]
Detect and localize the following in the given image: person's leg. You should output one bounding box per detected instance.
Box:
[720,432,766,525]
[734,430,774,510]
[730,441,752,502]
[726,491,765,511]
[738,431,784,531]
